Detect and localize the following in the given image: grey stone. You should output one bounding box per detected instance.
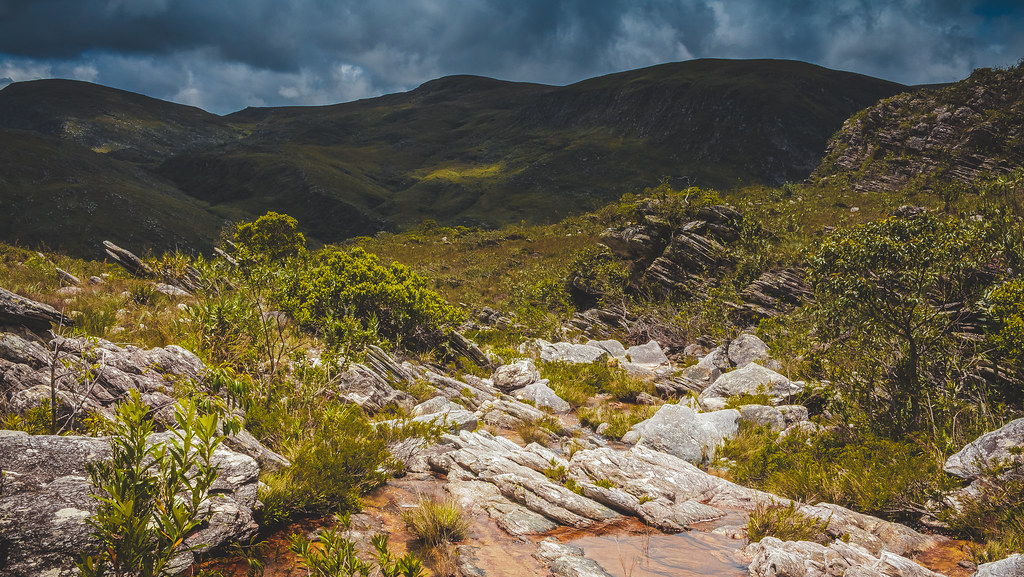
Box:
[621,404,740,464]
[677,347,731,389]
[492,359,541,392]
[0,286,73,331]
[697,362,803,406]
[975,553,1024,577]
[945,418,1024,480]
[412,396,463,417]
[535,540,614,577]
[536,340,609,364]
[625,340,670,366]
[778,404,810,425]
[739,404,786,430]
[745,536,944,577]
[514,380,571,413]
[154,282,192,297]
[334,363,416,414]
[726,333,771,367]
[585,339,627,358]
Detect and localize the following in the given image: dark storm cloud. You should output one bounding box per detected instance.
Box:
[0,0,1020,114]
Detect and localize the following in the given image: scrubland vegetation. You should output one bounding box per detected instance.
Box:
[2,166,1023,568]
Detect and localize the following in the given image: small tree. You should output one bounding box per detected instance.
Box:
[807,213,996,431]
[232,211,306,264]
[77,392,223,577]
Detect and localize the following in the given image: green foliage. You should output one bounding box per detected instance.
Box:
[720,422,944,519]
[807,213,997,432]
[594,478,617,489]
[232,211,307,263]
[565,246,629,309]
[280,247,464,352]
[183,294,262,366]
[257,403,399,526]
[401,495,469,549]
[539,360,654,407]
[940,476,1024,563]
[747,501,830,544]
[577,404,659,440]
[77,391,222,577]
[989,279,1024,369]
[290,514,372,577]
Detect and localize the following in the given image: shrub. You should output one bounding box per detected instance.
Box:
[577,404,659,440]
[806,213,997,432]
[747,501,830,544]
[77,391,222,577]
[401,495,469,548]
[720,422,944,519]
[257,403,399,526]
[280,247,464,352]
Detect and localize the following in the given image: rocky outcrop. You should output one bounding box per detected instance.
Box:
[0,429,260,577]
[534,340,609,365]
[813,64,1024,193]
[333,362,417,414]
[739,268,814,320]
[744,536,944,577]
[975,553,1024,577]
[697,362,804,409]
[0,331,205,428]
[0,287,73,331]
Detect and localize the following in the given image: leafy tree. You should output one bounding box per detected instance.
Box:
[807,212,996,430]
[77,392,223,577]
[232,211,306,263]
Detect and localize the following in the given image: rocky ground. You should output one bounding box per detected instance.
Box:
[1,287,1021,577]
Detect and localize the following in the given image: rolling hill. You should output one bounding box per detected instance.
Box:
[0,58,910,256]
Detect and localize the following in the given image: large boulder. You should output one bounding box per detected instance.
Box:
[0,430,260,577]
[725,333,772,368]
[621,404,740,464]
[697,362,803,408]
[975,553,1024,577]
[492,359,541,392]
[625,340,670,366]
[514,381,571,413]
[945,418,1024,480]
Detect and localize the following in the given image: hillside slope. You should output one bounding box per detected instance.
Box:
[0,59,908,254]
[812,63,1023,192]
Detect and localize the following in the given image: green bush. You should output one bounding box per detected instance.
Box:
[747,501,830,544]
[720,422,944,519]
[257,403,399,526]
[232,211,307,263]
[280,247,464,352]
[578,404,659,440]
[401,495,469,548]
[77,392,222,577]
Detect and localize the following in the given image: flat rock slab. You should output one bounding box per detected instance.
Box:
[492,359,541,392]
[975,553,1024,577]
[536,340,609,364]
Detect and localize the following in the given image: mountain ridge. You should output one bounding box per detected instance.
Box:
[0,58,911,256]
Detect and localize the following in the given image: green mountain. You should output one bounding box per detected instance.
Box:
[0,59,908,256]
[812,63,1023,192]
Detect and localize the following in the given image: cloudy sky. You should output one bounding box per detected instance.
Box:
[0,0,1021,115]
